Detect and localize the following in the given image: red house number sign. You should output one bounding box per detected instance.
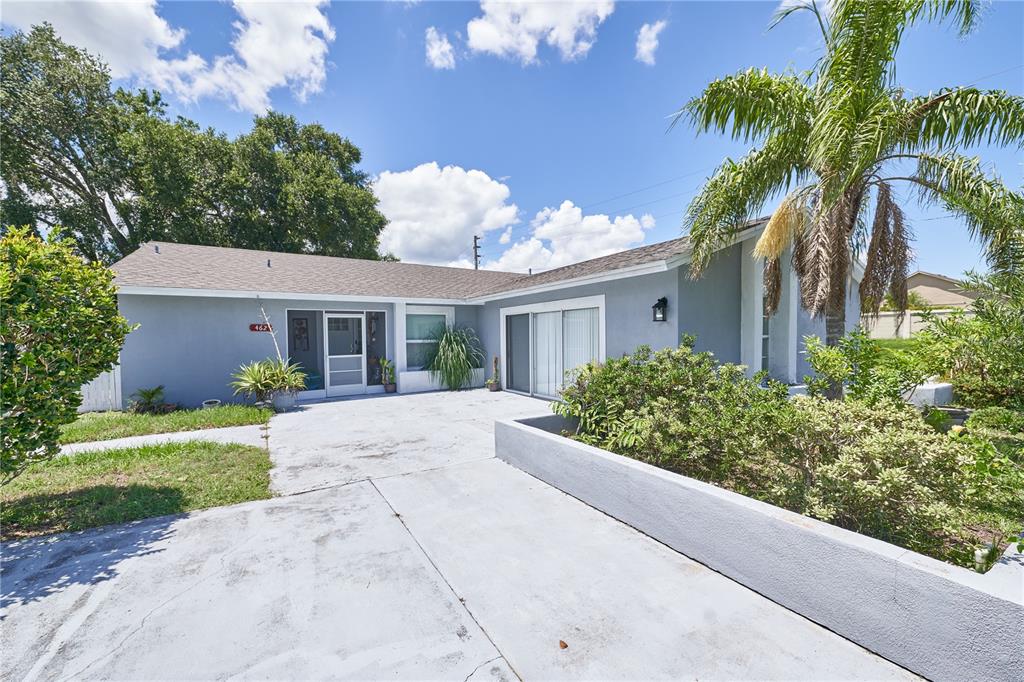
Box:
[249,323,273,332]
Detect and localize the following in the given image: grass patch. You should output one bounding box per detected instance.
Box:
[61,405,272,444]
[1,441,272,540]
[874,337,920,355]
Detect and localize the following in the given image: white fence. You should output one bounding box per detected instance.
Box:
[78,365,122,412]
[864,308,969,339]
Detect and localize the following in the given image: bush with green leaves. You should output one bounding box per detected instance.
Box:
[1,227,134,484]
[230,358,306,403]
[555,336,1023,570]
[424,325,484,391]
[129,385,167,414]
[803,328,927,405]
[915,272,1024,408]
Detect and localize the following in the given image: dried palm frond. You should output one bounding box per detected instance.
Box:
[858,183,913,322]
[886,200,912,325]
[799,190,855,316]
[754,192,808,259]
[763,257,782,315]
[859,183,896,317]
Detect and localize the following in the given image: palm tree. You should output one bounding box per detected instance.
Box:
[675,0,1024,372]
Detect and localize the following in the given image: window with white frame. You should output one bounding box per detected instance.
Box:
[405,307,452,370]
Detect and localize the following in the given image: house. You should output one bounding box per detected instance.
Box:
[906,270,977,308]
[106,219,862,408]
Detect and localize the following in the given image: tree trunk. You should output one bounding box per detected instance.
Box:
[823,296,847,400]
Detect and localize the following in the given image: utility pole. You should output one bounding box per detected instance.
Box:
[472,235,481,270]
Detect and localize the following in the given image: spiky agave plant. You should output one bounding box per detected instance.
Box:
[424,326,485,391]
[674,0,1024,396]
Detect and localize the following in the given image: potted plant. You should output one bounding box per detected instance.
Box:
[486,356,501,391]
[231,358,306,412]
[381,358,397,393]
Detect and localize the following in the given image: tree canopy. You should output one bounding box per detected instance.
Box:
[675,0,1024,352]
[1,227,134,483]
[0,24,388,263]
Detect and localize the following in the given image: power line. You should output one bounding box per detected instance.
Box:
[579,165,716,210]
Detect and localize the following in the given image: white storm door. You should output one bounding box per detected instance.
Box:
[325,314,366,396]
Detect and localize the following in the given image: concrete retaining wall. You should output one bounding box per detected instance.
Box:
[495,414,1024,682]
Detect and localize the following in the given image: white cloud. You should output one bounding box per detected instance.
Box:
[425,27,456,69]
[499,226,513,244]
[466,0,615,65]
[375,162,519,264]
[486,201,654,272]
[634,20,667,66]
[1,0,335,113]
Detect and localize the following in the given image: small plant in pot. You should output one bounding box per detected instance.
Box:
[380,358,397,393]
[231,358,306,412]
[485,356,501,392]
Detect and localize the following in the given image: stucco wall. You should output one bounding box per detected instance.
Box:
[677,244,741,362]
[796,278,862,380]
[478,250,743,381]
[117,295,397,407]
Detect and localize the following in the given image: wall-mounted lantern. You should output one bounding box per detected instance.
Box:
[652,297,668,322]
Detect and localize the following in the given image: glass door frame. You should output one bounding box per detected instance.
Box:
[498,295,606,399]
[324,312,366,397]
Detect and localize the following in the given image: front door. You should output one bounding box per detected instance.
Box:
[325,313,365,396]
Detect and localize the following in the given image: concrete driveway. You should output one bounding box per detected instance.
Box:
[2,391,915,680]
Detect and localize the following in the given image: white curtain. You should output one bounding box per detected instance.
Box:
[562,308,599,383]
[532,311,562,397]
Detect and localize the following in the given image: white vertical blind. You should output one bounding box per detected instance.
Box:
[532,311,562,397]
[562,307,599,382]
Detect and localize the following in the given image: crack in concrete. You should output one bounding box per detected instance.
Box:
[367,479,523,682]
[463,655,503,682]
[55,535,257,681]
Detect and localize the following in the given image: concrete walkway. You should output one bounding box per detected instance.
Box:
[2,391,916,680]
[59,424,268,454]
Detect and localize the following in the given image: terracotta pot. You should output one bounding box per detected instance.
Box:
[384,383,397,393]
[487,383,501,392]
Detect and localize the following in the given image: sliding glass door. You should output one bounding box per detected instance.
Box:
[505,306,600,398]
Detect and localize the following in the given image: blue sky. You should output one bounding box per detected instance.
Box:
[6,1,1022,274]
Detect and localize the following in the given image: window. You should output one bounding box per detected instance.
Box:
[405,308,451,370]
[761,294,770,372]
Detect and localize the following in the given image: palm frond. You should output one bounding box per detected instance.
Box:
[754,190,811,260]
[908,153,1024,271]
[675,68,814,143]
[902,88,1024,150]
[685,133,810,274]
[763,256,782,316]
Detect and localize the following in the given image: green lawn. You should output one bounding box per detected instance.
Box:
[61,405,272,444]
[1,440,272,540]
[874,337,920,354]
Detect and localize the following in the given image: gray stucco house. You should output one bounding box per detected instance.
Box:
[103,218,862,408]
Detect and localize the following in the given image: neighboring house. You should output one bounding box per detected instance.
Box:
[105,219,862,408]
[905,270,977,308]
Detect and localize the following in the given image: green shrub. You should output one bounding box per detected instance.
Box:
[1,228,134,484]
[424,325,484,390]
[967,407,1024,435]
[915,272,1024,408]
[129,385,167,414]
[557,336,1024,570]
[804,328,927,405]
[230,358,306,403]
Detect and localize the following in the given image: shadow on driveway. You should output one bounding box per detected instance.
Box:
[1,488,182,613]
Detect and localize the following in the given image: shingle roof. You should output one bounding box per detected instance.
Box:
[113,219,766,301]
[474,236,693,296]
[112,242,522,300]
